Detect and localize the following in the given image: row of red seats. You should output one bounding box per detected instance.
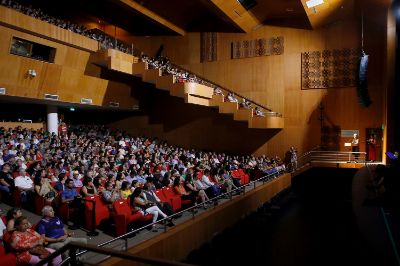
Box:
[61,185,195,236]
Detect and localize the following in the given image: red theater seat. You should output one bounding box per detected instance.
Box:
[83,195,110,231]
[112,200,152,236]
[162,187,182,211]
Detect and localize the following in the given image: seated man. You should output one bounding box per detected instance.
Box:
[102,181,121,207]
[14,168,34,203]
[0,163,15,197]
[61,178,83,229]
[36,206,87,259]
[239,98,252,109]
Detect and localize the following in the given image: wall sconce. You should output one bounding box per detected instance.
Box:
[27,69,37,78]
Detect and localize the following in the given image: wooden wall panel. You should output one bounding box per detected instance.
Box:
[40,64,62,96]
[0,25,91,71]
[0,122,43,130]
[101,80,137,109]
[124,17,386,160]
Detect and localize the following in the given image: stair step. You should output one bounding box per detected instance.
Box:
[219,102,238,114]
[143,69,162,84]
[248,116,284,129]
[156,75,175,91]
[234,109,252,121]
[95,49,284,130]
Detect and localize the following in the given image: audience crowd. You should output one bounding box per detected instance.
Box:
[0,124,286,264]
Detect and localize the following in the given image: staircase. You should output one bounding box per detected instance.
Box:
[92,49,284,129]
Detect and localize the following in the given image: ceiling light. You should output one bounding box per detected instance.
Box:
[285,8,294,12]
[306,0,324,9]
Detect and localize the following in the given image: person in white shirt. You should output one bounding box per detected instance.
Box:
[351,133,360,160]
[14,168,33,191]
[14,168,34,203]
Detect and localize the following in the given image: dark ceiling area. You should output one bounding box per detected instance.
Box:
[17,0,242,35]
[17,0,178,35]
[15,0,315,36]
[250,0,312,29]
[129,0,243,32]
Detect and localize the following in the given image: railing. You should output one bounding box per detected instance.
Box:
[57,168,287,265]
[36,242,193,266]
[168,63,276,114]
[288,147,368,173]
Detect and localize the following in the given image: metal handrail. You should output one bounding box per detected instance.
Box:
[289,147,368,172]
[61,168,287,265]
[169,63,274,113]
[37,242,193,266]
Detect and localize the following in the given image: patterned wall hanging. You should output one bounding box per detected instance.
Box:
[200,32,218,63]
[231,36,284,59]
[301,48,359,89]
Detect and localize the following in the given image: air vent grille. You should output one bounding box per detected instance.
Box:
[80,98,93,104]
[44,94,59,100]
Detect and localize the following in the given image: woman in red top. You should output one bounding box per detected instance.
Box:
[10,216,62,265]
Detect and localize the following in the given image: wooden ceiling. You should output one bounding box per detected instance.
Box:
[20,0,393,36]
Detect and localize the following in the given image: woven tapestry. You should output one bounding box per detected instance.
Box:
[301,48,359,89]
[200,32,217,63]
[231,36,284,59]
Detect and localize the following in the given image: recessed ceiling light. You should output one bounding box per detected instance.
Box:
[306,0,324,9]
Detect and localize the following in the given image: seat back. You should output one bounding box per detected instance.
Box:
[162,187,182,211]
[84,195,110,230]
[155,189,168,203]
[113,200,131,216]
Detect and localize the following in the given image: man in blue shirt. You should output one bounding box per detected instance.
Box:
[61,178,82,229]
[37,206,87,259]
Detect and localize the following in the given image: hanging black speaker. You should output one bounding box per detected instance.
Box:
[357,51,372,107]
[237,0,257,10]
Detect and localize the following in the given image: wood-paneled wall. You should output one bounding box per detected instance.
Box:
[0,122,43,130]
[115,16,387,160]
[0,5,98,52]
[0,22,138,109]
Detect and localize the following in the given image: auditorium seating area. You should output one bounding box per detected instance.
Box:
[0,124,287,262]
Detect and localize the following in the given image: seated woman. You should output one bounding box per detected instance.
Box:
[34,173,58,205]
[5,208,29,233]
[225,92,238,103]
[119,180,132,200]
[253,106,266,117]
[184,174,209,208]
[9,216,62,266]
[80,176,98,197]
[130,187,170,232]
[213,87,224,96]
[173,176,197,206]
